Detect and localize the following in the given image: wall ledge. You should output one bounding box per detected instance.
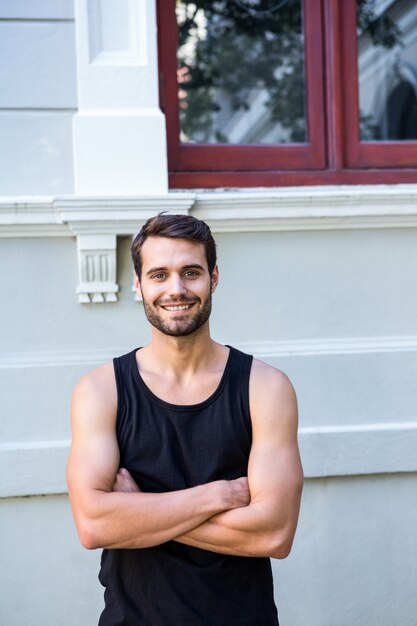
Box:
[1,184,417,238]
[2,335,417,370]
[2,421,417,497]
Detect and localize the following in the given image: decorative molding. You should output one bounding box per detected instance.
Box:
[2,335,417,369]
[193,185,417,232]
[0,224,70,238]
[2,186,417,302]
[76,234,118,303]
[0,196,68,237]
[2,421,417,497]
[57,194,195,235]
[1,185,417,237]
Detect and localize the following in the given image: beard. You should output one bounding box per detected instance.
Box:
[142,292,212,337]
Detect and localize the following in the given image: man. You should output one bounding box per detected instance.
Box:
[67,213,303,625]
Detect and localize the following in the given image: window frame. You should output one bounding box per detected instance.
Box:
[341,1,417,169]
[157,0,417,188]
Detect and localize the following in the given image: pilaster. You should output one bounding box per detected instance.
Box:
[72,0,168,195]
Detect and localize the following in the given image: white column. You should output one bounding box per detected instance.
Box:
[73,0,168,195]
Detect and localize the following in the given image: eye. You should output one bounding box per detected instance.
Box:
[152,273,166,280]
[184,270,199,278]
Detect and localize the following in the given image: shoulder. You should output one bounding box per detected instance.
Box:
[71,363,117,425]
[249,358,298,435]
[73,362,116,397]
[250,358,296,402]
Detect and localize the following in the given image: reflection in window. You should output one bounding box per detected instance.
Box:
[385,74,417,139]
[357,0,417,141]
[176,0,307,145]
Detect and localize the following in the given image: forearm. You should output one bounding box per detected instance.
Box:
[175,501,286,558]
[73,482,230,550]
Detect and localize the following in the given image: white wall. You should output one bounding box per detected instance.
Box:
[0,1,76,195]
[274,473,417,626]
[1,2,417,625]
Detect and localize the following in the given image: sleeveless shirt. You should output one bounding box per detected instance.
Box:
[98,346,279,626]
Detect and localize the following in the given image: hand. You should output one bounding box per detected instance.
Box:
[113,468,141,493]
[219,477,250,510]
[112,469,249,512]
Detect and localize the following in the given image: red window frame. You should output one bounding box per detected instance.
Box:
[341,1,417,169]
[157,0,417,188]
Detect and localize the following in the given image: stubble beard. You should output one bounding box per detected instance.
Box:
[142,292,212,337]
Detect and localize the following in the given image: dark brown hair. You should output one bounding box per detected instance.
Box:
[131,213,217,278]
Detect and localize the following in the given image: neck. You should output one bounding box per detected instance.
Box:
[145,323,221,375]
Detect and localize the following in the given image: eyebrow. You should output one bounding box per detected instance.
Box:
[145,264,206,276]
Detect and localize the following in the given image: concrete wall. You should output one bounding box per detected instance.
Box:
[1,2,417,625]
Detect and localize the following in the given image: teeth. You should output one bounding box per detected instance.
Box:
[164,304,192,311]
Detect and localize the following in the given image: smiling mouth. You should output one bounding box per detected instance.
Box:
[160,303,195,311]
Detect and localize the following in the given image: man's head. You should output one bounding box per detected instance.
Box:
[131,213,218,338]
[131,213,217,280]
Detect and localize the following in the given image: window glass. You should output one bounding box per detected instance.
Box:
[176,0,307,144]
[357,0,417,141]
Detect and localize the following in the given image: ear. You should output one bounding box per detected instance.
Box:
[134,274,143,299]
[211,265,219,293]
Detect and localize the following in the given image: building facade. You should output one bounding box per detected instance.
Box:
[1,2,417,625]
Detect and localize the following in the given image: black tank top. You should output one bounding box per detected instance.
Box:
[98,346,279,626]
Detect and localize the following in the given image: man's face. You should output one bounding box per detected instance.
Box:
[135,237,218,337]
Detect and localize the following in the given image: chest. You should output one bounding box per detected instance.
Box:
[117,391,252,491]
[139,370,224,405]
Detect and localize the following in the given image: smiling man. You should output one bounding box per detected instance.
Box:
[67,213,303,626]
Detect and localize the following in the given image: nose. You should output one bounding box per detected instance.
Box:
[167,273,187,297]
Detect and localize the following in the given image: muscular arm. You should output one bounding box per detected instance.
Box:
[173,361,303,558]
[66,364,250,550]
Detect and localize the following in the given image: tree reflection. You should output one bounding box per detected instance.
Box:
[177,0,305,144]
[176,0,407,144]
[357,0,408,141]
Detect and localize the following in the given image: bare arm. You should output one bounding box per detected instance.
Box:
[173,361,304,558]
[66,364,250,550]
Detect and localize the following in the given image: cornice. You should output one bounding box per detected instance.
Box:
[193,184,417,231]
[1,185,417,237]
[56,195,195,234]
[0,194,196,237]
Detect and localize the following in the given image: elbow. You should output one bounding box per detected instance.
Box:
[248,530,293,559]
[77,518,103,550]
[80,532,100,551]
[270,540,292,560]
[70,495,111,550]
[268,533,294,560]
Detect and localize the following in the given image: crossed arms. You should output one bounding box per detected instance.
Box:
[66,359,303,559]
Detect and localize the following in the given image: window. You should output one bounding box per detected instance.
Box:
[157,0,417,187]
